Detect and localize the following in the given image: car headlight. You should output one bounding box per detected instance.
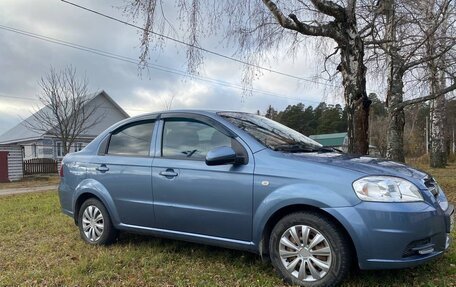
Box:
[352,176,423,202]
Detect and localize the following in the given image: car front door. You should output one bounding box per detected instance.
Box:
[152,114,254,241]
[88,119,157,228]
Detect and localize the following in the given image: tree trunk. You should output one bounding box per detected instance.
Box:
[386,109,405,162]
[63,140,70,156]
[339,24,370,155]
[384,0,406,162]
[385,46,406,162]
[427,51,446,167]
[261,0,370,155]
[430,90,446,167]
[426,0,447,168]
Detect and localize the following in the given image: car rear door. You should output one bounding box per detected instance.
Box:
[88,118,157,228]
[152,113,254,241]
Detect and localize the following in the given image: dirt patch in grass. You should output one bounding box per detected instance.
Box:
[0,174,59,190]
[0,163,455,286]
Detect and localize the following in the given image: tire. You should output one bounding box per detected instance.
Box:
[78,198,117,245]
[269,212,351,287]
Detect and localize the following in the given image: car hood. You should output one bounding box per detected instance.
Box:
[286,152,429,181]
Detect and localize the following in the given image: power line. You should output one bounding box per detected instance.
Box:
[0,24,326,105]
[0,93,148,113]
[0,94,38,102]
[60,0,336,88]
[0,93,151,113]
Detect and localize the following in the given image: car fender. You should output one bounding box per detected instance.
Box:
[252,182,358,246]
[72,178,121,226]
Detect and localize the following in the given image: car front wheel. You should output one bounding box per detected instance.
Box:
[78,198,117,245]
[269,212,351,287]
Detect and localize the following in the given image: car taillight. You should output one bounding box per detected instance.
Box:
[59,163,64,177]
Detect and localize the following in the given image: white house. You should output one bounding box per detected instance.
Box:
[0,90,129,161]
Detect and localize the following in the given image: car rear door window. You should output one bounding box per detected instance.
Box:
[107,122,155,156]
[162,119,231,160]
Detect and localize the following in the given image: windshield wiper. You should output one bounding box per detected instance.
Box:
[273,144,336,153]
[273,144,318,152]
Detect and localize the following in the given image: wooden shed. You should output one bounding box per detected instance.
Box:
[0,145,23,182]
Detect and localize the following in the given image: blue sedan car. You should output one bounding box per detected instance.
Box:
[59,110,454,286]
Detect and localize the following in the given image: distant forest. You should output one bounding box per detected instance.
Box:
[261,94,456,158]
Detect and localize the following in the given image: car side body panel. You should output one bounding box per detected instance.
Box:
[85,155,155,227]
[58,158,87,217]
[72,177,122,225]
[251,148,364,246]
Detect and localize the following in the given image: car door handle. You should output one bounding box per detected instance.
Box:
[96,165,109,172]
[159,169,178,178]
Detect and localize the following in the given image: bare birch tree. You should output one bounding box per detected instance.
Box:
[365,0,456,162]
[126,0,372,155]
[427,2,454,167]
[429,89,447,167]
[24,66,103,156]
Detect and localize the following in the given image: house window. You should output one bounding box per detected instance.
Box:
[74,142,83,152]
[56,141,63,157]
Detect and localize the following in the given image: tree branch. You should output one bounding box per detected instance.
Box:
[288,14,345,43]
[397,79,456,109]
[261,0,298,30]
[403,41,456,70]
[310,0,346,21]
[262,0,344,43]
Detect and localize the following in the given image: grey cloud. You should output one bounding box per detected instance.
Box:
[0,0,339,136]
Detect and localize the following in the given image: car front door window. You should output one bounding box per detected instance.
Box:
[162,120,232,160]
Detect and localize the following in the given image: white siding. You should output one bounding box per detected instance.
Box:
[21,140,41,160]
[0,145,23,181]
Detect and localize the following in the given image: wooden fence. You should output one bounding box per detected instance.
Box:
[23,158,58,175]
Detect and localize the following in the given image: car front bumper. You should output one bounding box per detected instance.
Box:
[324,201,454,270]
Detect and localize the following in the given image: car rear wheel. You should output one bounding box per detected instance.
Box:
[78,198,117,245]
[269,212,351,287]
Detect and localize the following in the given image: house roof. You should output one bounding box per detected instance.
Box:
[309,132,347,147]
[0,90,129,145]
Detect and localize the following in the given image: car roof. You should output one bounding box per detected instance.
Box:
[126,109,252,121]
[80,109,266,155]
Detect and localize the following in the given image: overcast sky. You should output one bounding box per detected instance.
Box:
[0,0,346,135]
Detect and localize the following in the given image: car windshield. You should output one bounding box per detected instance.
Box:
[218,112,325,152]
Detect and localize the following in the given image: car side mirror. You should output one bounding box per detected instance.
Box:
[206,146,237,166]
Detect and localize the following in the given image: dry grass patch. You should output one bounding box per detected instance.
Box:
[0,175,59,190]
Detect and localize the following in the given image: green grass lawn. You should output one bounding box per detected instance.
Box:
[1,164,455,286]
